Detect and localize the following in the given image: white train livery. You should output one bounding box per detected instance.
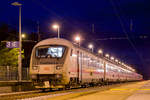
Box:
[30,38,143,89]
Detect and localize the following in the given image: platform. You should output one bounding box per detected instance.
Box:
[45,81,150,100]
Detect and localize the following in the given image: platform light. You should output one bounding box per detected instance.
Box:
[21,33,26,38]
[11,1,22,82]
[75,36,80,41]
[88,44,93,49]
[105,54,110,58]
[111,56,114,60]
[52,24,59,29]
[98,49,103,54]
[75,36,81,46]
[52,24,60,38]
[88,44,94,52]
[115,59,118,62]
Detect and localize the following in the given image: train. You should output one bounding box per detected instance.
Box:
[30,38,143,90]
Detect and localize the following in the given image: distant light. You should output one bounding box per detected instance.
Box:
[21,34,26,38]
[11,2,22,6]
[105,54,109,58]
[111,56,114,60]
[52,24,59,29]
[52,24,60,38]
[98,49,103,54]
[75,36,80,42]
[88,44,93,49]
[115,59,118,62]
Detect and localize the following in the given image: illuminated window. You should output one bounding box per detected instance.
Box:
[36,46,65,58]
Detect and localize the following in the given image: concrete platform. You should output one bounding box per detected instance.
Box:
[0,80,33,93]
[126,81,150,100]
[46,81,150,100]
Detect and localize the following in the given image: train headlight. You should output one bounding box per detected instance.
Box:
[56,65,62,70]
[32,66,38,70]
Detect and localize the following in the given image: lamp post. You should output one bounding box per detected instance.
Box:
[88,44,94,52]
[105,54,110,58]
[52,24,60,38]
[21,33,26,39]
[115,59,118,63]
[75,36,81,46]
[111,56,114,60]
[98,49,103,56]
[11,2,22,82]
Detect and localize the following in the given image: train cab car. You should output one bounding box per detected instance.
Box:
[30,38,73,89]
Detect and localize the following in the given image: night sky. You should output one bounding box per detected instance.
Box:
[1,0,150,79]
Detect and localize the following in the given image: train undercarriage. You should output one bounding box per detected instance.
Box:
[32,74,132,91]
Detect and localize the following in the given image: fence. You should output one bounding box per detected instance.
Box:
[0,66,30,81]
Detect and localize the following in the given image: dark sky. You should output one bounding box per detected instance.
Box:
[1,0,150,79]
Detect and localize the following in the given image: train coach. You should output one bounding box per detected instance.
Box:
[30,38,143,89]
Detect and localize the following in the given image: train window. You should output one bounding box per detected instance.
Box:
[36,46,65,58]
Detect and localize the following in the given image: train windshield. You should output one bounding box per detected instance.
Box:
[36,46,65,58]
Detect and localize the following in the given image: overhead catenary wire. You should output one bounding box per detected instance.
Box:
[109,0,145,68]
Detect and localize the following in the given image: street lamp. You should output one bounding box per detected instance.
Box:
[115,59,118,63]
[75,36,81,46]
[21,33,26,39]
[121,62,125,67]
[11,2,22,82]
[105,54,110,58]
[52,24,60,38]
[88,44,94,52]
[98,49,103,56]
[111,56,114,60]
[119,61,121,64]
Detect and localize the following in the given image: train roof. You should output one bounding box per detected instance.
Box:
[34,38,74,47]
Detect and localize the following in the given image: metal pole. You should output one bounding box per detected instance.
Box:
[58,26,60,38]
[37,21,40,41]
[18,6,22,82]
[92,24,95,33]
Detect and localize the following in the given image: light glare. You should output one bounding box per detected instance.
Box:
[52,24,59,29]
[105,54,109,58]
[88,44,93,49]
[98,49,103,54]
[75,36,80,41]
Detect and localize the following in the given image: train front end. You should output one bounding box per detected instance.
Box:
[30,38,70,89]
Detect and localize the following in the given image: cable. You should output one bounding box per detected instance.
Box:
[109,0,145,68]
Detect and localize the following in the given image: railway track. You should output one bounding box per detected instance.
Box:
[0,82,131,100]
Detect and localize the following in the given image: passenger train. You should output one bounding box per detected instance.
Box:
[30,38,143,89]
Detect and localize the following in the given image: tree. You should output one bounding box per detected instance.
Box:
[0,48,24,67]
[0,23,22,68]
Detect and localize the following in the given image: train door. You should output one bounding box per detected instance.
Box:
[77,51,83,83]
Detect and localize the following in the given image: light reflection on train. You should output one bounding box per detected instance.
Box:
[30,38,143,89]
